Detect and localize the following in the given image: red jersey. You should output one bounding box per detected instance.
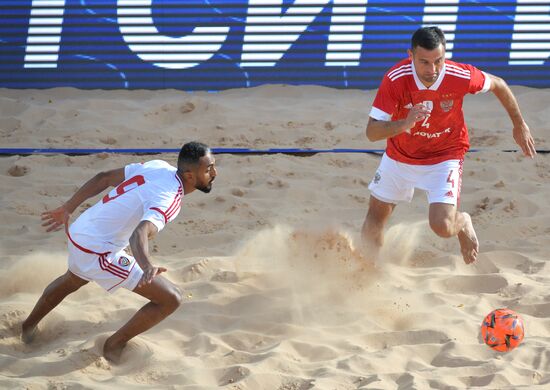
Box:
[369,58,491,165]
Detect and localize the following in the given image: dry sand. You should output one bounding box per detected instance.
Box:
[0,85,549,389]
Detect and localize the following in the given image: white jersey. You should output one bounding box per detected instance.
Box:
[68,160,183,255]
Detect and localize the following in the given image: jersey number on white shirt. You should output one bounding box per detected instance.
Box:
[103,175,146,204]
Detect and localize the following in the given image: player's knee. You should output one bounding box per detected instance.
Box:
[430,217,453,238]
[163,285,183,313]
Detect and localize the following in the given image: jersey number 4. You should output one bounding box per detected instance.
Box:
[103,175,145,204]
[447,170,455,188]
[420,100,432,128]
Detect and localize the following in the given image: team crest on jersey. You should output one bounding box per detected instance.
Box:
[440,100,454,112]
[118,256,131,267]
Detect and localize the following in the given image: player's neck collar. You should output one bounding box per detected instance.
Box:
[411,60,446,91]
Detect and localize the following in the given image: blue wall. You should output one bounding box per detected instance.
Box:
[1,0,549,90]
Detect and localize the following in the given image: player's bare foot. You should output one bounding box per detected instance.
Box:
[103,337,126,363]
[457,212,479,264]
[21,322,37,344]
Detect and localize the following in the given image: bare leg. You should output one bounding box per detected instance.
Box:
[103,275,182,363]
[361,195,396,262]
[22,270,89,343]
[429,203,479,264]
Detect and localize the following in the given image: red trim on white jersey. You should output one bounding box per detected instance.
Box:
[174,172,183,188]
[150,199,181,223]
[165,205,181,221]
[67,225,134,279]
[457,159,464,207]
[107,262,136,291]
[150,207,167,224]
[98,254,130,279]
[66,226,109,256]
[67,226,132,281]
[150,182,182,223]
[165,189,182,216]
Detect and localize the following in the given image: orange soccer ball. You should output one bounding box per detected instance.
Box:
[481,308,524,352]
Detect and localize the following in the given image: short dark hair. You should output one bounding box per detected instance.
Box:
[411,26,446,51]
[177,141,210,171]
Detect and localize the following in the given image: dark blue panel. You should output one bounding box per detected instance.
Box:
[0,0,549,90]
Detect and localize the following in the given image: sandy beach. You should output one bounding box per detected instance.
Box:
[0,85,549,389]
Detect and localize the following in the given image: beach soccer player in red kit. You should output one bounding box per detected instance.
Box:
[362,26,536,264]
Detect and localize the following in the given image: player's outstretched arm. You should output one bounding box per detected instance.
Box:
[488,74,536,158]
[41,167,126,232]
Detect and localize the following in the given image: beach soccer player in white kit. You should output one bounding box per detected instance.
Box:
[22,142,217,362]
[362,27,536,264]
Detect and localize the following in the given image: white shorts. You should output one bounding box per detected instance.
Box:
[368,153,463,205]
[68,241,143,293]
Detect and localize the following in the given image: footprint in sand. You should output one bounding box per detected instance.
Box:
[7,165,29,177]
[364,329,449,349]
[180,259,211,282]
[231,188,245,197]
[216,365,251,386]
[210,270,239,283]
[99,137,117,145]
[437,274,508,294]
[180,102,195,114]
[267,179,288,189]
[1,117,21,133]
[511,302,550,318]
[324,121,336,130]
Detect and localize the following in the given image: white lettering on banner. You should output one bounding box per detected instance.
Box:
[510,0,550,65]
[117,0,229,69]
[325,0,368,66]
[21,1,550,70]
[24,0,66,68]
[241,0,368,67]
[241,0,331,67]
[422,0,459,59]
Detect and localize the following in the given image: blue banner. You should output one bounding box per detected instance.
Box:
[1,0,549,90]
